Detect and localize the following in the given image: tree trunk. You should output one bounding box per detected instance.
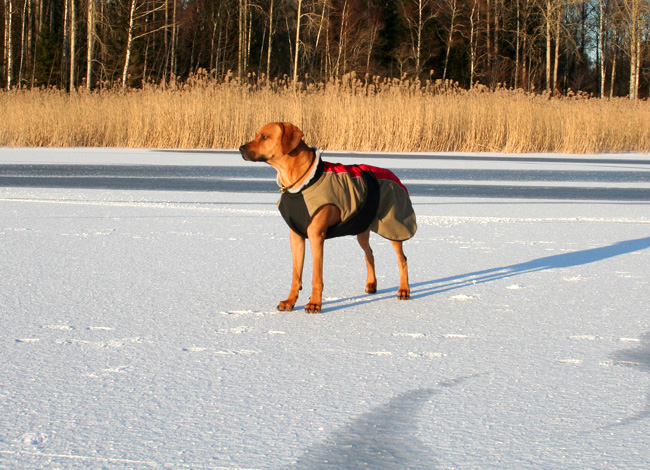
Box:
[62,0,69,86]
[415,0,423,76]
[18,0,28,86]
[171,0,177,77]
[442,0,457,82]
[310,0,326,77]
[3,0,11,89]
[545,0,552,93]
[623,0,641,100]
[365,17,379,77]
[86,0,95,90]
[69,0,76,92]
[469,0,478,87]
[632,35,640,99]
[266,0,273,82]
[334,0,348,79]
[515,0,520,89]
[238,0,247,80]
[122,0,136,91]
[552,7,560,95]
[292,0,302,84]
[598,0,605,98]
[610,34,617,98]
[486,0,491,68]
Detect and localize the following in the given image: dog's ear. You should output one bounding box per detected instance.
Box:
[280,122,304,155]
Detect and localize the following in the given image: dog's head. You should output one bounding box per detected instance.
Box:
[239,122,304,163]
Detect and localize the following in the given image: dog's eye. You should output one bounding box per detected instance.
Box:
[260,134,269,141]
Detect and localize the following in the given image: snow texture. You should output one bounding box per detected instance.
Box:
[1,149,650,469]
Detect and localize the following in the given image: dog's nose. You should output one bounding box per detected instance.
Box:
[238,145,246,154]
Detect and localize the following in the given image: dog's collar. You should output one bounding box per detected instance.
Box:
[278,148,322,194]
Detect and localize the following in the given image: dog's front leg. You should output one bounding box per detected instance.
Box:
[305,205,341,313]
[278,229,305,311]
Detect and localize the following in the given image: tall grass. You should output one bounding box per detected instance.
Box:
[1,76,649,153]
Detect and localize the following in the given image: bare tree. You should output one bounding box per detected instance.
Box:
[86,0,95,90]
[18,0,28,86]
[266,0,273,81]
[69,0,76,91]
[334,0,350,79]
[398,0,436,77]
[122,0,168,90]
[439,0,461,82]
[292,0,303,83]
[618,0,648,99]
[598,0,607,97]
[3,0,13,89]
[467,0,480,87]
[238,0,248,79]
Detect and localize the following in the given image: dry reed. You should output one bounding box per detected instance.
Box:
[1,76,649,154]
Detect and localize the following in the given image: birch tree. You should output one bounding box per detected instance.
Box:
[18,0,29,86]
[598,0,607,97]
[3,0,12,89]
[238,0,248,79]
[86,0,95,90]
[439,0,461,82]
[292,0,302,83]
[398,0,436,77]
[619,0,649,99]
[266,0,273,81]
[122,0,168,90]
[69,0,76,92]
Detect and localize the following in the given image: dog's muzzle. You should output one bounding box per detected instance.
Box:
[239,145,267,162]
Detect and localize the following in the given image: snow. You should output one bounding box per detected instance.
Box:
[1,149,650,469]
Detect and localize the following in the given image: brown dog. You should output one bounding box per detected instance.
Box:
[239,122,417,313]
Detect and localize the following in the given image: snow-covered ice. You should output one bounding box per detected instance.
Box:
[1,149,650,469]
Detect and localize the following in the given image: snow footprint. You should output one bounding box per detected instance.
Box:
[393,332,427,339]
[220,310,276,316]
[41,324,75,331]
[449,294,477,301]
[20,432,47,447]
[506,284,524,290]
[569,335,599,341]
[182,347,260,356]
[408,352,447,359]
[217,326,250,334]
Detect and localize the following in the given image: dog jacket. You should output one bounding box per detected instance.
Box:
[278,151,417,241]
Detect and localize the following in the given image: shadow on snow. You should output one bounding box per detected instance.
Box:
[322,236,650,312]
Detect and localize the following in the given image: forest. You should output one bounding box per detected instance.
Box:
[1,0,649,98]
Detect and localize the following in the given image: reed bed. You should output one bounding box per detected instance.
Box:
[1,77,649,154]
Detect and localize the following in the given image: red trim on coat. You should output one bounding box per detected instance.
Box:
[322,161,409,195]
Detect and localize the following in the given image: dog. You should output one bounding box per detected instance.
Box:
[239,122,417,313]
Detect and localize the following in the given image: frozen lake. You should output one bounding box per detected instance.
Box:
[1,149,650,469]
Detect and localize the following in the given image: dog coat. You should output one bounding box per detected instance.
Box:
[278,150,417,241]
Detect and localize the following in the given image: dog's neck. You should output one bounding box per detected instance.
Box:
[271,143,317,192]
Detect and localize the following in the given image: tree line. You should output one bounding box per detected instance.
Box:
[2,0,649,98]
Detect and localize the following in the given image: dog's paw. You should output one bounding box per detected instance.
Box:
[277,300,296,311]
[304,303,322,314]
[397,289,411,300]
[365,282,377,294]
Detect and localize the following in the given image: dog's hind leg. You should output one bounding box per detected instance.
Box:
[357,230,377,294]
[391,240,410,300]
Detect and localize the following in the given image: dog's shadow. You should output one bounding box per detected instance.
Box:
[322,236,650,312]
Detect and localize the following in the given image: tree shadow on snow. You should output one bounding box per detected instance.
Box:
[286,375,482,470]
[322,236,650,311]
